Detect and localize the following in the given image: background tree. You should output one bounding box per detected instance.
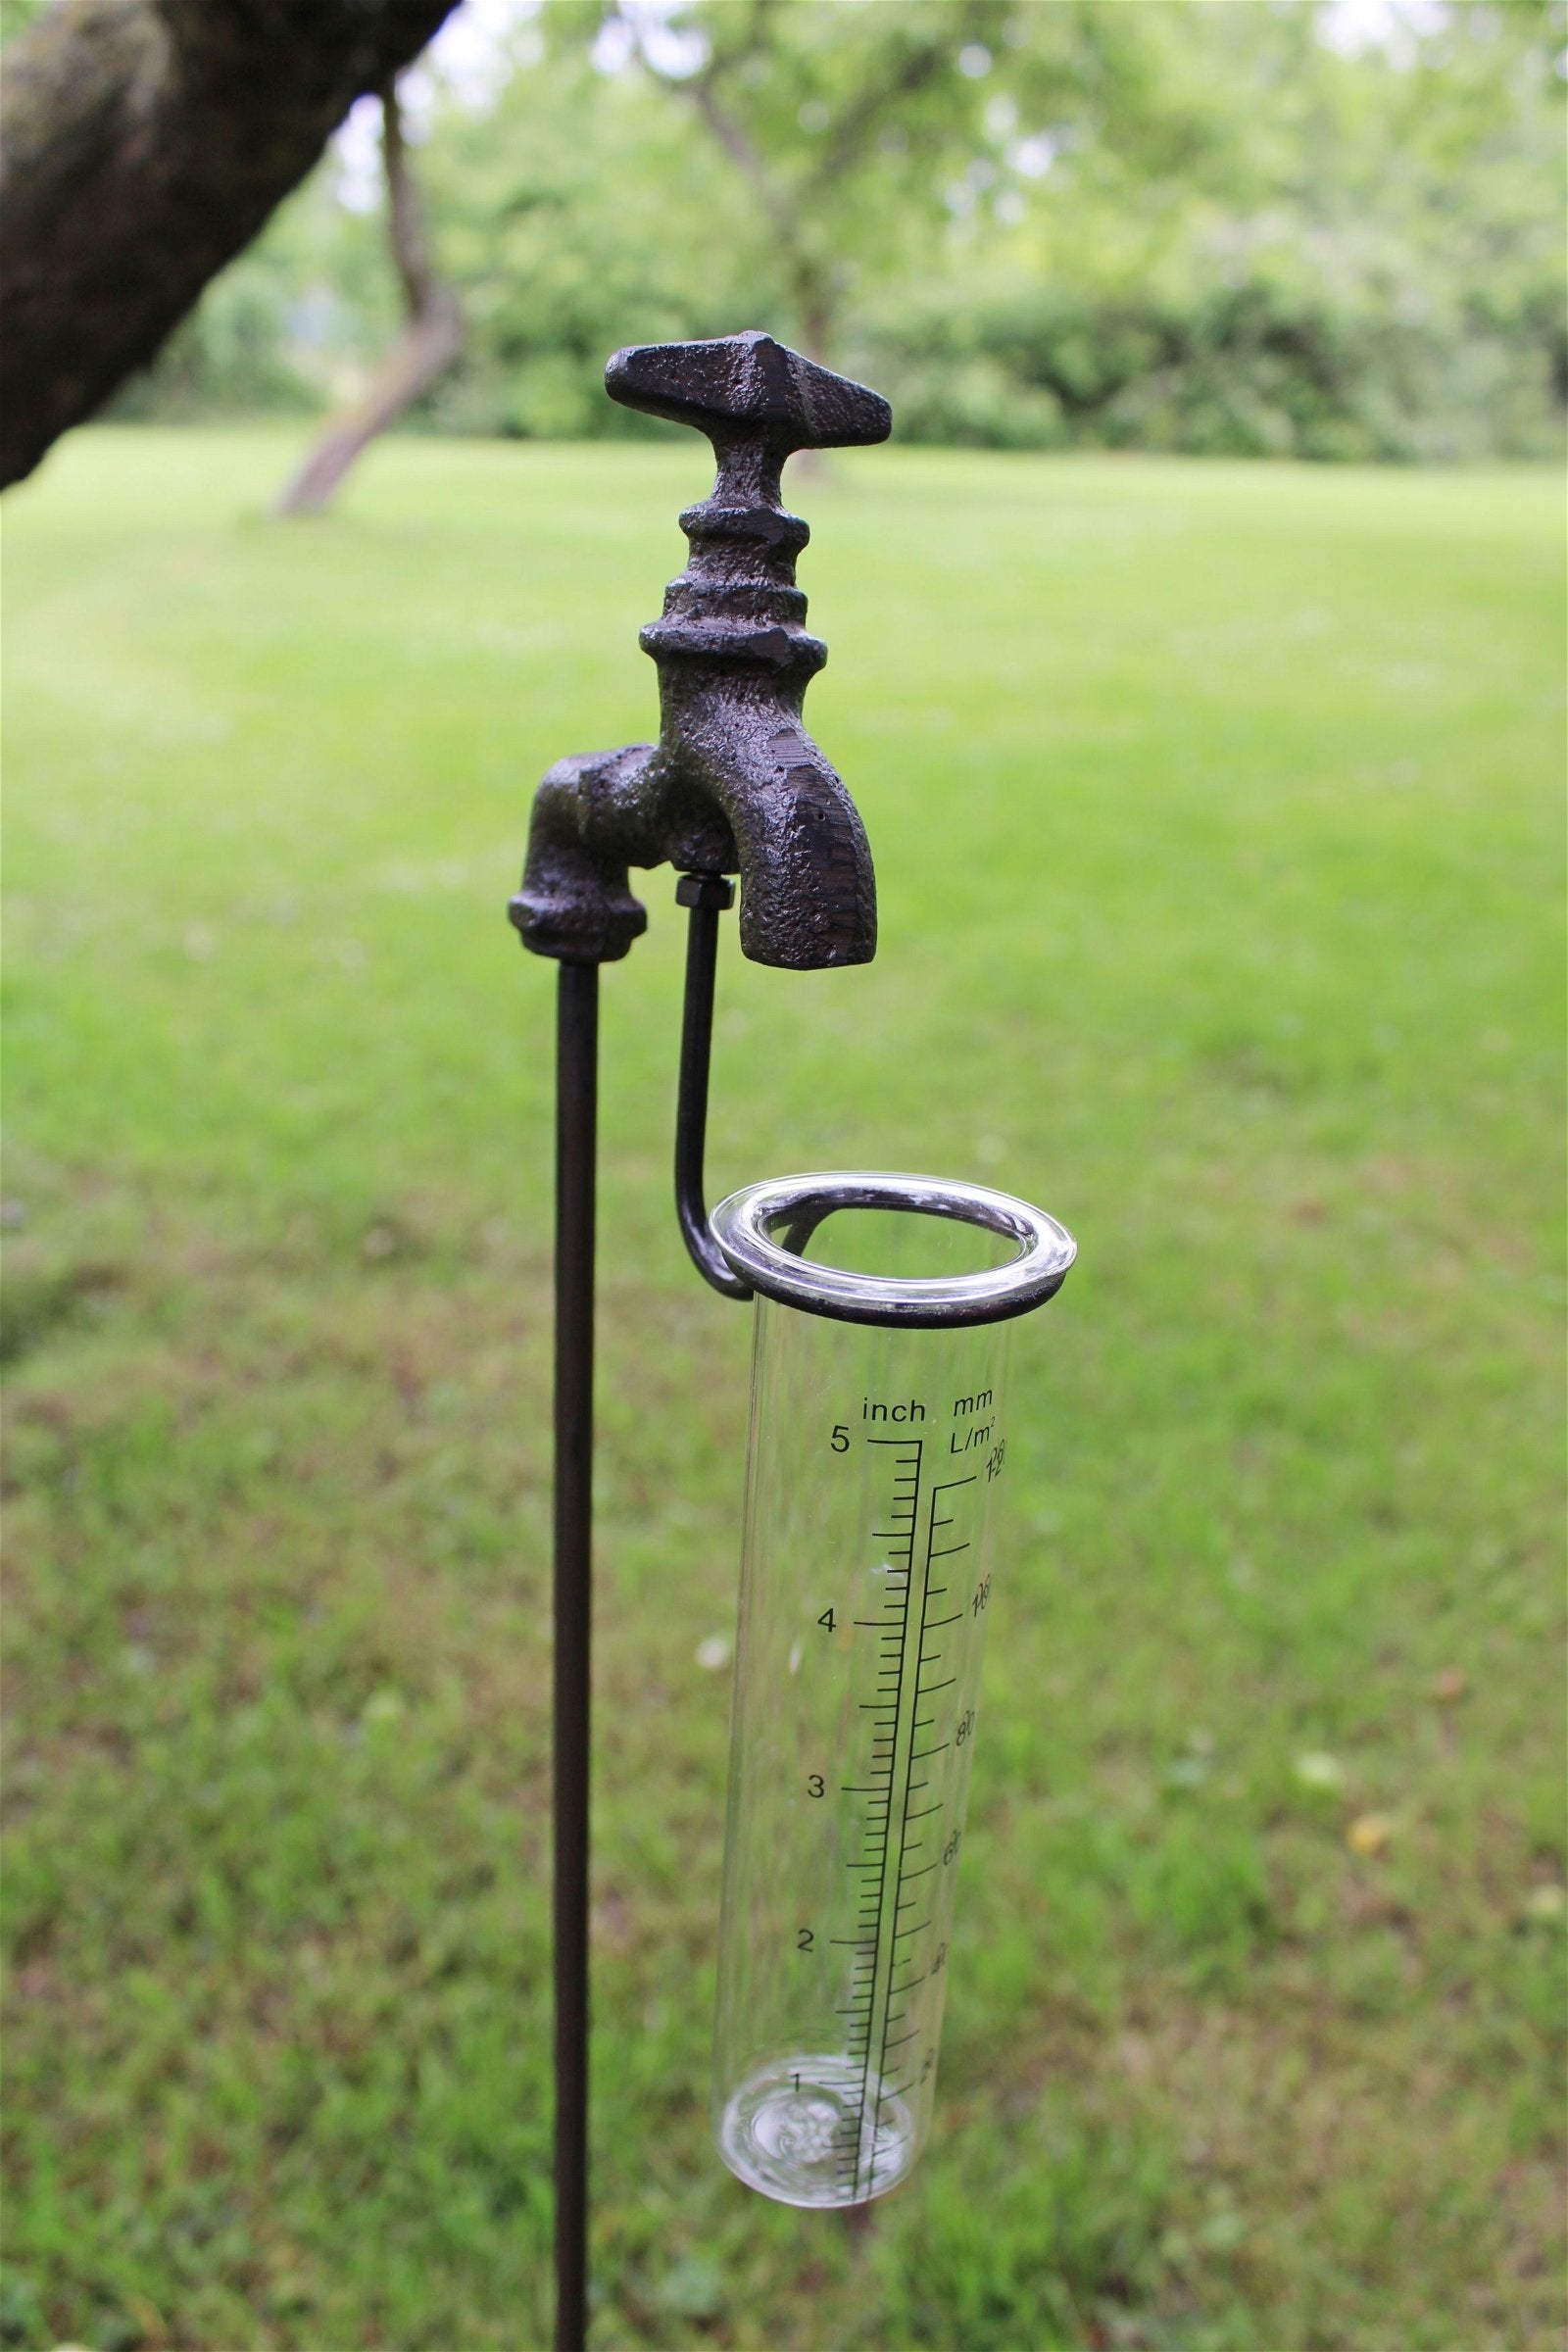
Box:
[412,31,783,441]
[869,0,1567,459]
[0,0,461,487]
[610,0,1214,371]
[47,0,1564,468]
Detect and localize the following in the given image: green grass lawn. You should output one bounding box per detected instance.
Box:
[2,426,1562,2352]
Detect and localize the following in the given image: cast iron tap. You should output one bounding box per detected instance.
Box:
[510,329,892,971]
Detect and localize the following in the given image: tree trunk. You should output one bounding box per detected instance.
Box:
[273,81,463,517]
[0,0,460,490]
[793,268,837,370]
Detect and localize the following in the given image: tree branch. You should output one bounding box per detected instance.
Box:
[0,0,460,487]
[808,32,951,197]
[685,68,796,251]
[382,74,440,318]
[273,78,464,516]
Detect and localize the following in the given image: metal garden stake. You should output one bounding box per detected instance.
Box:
[510,332,1076,2352]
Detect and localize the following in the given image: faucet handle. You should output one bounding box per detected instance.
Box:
[606,330,891,456]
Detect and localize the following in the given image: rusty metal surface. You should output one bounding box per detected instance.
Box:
[510,330,891,970]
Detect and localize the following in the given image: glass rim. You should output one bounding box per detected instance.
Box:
[709,1169,1077,1329]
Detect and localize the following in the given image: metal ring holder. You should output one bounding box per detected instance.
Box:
[510,332,1075,2339]
[710,1171,1076,1327]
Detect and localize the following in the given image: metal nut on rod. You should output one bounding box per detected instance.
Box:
[675,872,737,911]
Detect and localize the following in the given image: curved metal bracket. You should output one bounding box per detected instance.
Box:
[674,873,751,1299]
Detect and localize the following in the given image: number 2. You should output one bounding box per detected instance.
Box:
[797,1927,814,1953]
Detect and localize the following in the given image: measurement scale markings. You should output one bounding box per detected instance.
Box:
[860,1470,986,2169]
[865,1474,953,2180]
[845,1453,982,2195]
[847,1434,929,2201]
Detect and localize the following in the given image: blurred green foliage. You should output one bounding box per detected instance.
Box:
[116,0,1565,461]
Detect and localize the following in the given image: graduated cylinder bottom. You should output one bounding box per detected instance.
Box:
[711,1207,1016,2209]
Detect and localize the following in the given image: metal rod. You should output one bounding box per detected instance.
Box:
[553,959,598,2352]
[674,875,751,1301]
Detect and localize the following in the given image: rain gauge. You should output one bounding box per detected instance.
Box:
[509,333,1075,2348]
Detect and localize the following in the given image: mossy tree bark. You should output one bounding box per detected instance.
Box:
[0,0,459,489]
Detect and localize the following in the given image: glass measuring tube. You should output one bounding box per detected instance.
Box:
[707,1174,1076,2209]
